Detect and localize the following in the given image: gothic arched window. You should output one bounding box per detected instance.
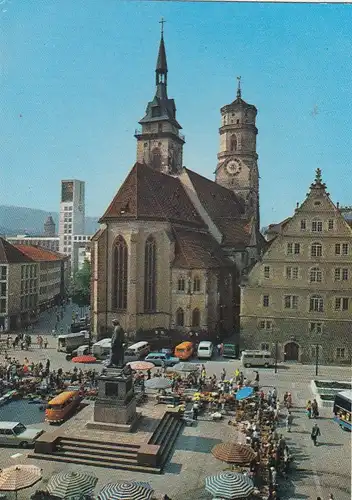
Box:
[151,148,162,170]
[230,135,237,151]
[310,295,324,312]
[177,276,185,292]
[309,267,322,283]
[193,276,201,292]
[176,308,184,327]
[113,235,128,311]
[144,235,156,312]
[192,308,200,327]
[311,242,323,257]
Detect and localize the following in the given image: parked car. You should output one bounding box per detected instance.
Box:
[145,352,180,367]
[0,422,43,448]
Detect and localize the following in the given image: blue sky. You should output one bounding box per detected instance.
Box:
[1,0,351,227]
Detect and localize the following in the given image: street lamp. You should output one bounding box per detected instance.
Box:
[315,343,319,376]
[274,340,278,374]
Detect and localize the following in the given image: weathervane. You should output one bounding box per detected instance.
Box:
[237,76,242,98]
[159,17,166,36]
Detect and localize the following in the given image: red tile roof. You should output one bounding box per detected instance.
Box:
[100,163,205,228]
[14,245,66,262]
[0,238,34,264]
[172,226,232,269]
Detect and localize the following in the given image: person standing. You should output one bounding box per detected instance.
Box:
[285,411,293,432]
[311,423,321,446]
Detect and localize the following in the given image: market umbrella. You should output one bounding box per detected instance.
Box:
[145,377,172,390]
[171,362,200,373]
[0,464,42,500]
[211,443,256,464]
[71,355,97,364]
[235,386,254,401]
[205,471,254,499]
[127,361,155,371]
[97,481,153,500]
[47,471,97,499]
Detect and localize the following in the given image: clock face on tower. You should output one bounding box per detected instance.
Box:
[226,159,242,175]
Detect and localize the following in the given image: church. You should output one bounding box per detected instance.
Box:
[91,26,265,340]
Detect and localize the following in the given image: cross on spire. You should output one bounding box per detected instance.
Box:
[159,17,166,36]
[237,76,242,98]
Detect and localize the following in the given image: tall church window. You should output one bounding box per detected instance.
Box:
[151,148,162,170]
[113,236,128,311]
[230,135,237,151]
[144,235,157,312]
[176,308,184,327]
[177,277,185,292]
[192,308,200,327]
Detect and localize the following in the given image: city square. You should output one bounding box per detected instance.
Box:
[1,2,351,499]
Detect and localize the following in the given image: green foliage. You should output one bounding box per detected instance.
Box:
[72,259,91,307]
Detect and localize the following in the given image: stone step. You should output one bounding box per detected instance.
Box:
[160,420,183,467]
[158,418,181,458]
[57,435,140,449]
[150,413,172,445]
[58,444,138,460]
[28,452,161,474]
[55,449,138,465]
[58,438,138,455]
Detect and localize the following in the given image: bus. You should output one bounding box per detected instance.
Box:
[333,390,351,431]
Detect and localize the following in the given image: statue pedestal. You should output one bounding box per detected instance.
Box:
[86,368,140,433]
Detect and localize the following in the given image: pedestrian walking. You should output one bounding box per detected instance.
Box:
[306,400,312,419]
[312,398,319,418]
[311,423,321,446]
[221,368,226,382]
[285,411,293,432]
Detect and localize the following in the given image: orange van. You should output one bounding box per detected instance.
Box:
[45,390,82,424]
[174,341,194,360]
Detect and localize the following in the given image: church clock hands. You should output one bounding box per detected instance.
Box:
[226,159,242,175]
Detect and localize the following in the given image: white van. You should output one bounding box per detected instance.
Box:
[92,338,111,359]
[197,341,214,359]
[124,341,150,362]
[57,332,87,353]
[241,350,273,368]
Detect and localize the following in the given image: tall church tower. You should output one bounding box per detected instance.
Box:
[215,79,260,230]
[135,20,185,175]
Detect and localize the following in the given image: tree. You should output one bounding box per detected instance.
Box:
[72,259,91,308]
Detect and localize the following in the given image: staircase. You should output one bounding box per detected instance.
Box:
[29,436,160,474]
[28,411,183,473]
[148,411,184,470]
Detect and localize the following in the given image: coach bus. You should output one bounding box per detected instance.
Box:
[333,390,351,431]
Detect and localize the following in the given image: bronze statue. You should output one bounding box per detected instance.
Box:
[108,320,125,368]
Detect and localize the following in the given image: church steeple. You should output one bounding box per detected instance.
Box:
[156,18,168,93]
[135,19,185,175]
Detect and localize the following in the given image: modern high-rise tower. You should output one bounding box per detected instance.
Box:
[59,180,85,257]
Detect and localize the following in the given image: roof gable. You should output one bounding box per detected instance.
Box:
[100,163,205,228]
[0,238,34,264]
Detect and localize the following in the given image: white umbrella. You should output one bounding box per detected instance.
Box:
[0,464,42,500]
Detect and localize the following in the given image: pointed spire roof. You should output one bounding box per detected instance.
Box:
[156,33,167,73]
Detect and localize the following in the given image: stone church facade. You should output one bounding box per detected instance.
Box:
[91,29,265,339]
[240,170,352,364]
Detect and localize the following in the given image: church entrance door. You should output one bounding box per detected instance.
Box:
[284,342,299,361]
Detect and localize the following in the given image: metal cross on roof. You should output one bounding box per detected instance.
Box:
[159,17,166,36]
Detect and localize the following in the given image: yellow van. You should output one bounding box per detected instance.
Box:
[175,341,194,361]
[45,391,82,424]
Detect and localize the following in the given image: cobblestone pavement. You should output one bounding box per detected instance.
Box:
[0,309,351,499]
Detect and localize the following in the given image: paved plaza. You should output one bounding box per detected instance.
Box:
[0,310,351,499]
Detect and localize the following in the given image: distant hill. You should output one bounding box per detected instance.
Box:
[0,205,99,236]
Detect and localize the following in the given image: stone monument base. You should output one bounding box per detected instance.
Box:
[86,411,141,433]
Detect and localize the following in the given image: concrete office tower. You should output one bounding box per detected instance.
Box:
[44,215,56,237]
[59,180,85,257]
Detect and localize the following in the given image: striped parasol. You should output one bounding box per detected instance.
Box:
[172,362,200,373]
[47,471,97,499]
[212,442,256,464]
[205,471,254,499]
[0,465,42,499]
[145,377,172,390]
[97,481,153,500]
